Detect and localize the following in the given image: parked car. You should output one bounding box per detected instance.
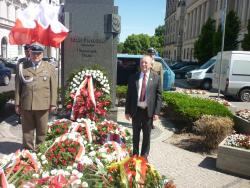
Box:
[173,65,200,79]
[187,56,217,90]
[0,58,16,74]
[170,61,198,70]
[213,51,250,102]
[0,62,11,85]
[117,54,175,91]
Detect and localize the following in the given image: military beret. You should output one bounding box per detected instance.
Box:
[30,44,44,53]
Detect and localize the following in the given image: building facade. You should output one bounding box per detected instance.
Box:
[164,0,250,62]
[0,0,60,59]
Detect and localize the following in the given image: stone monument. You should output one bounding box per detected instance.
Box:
[61,0,120,121]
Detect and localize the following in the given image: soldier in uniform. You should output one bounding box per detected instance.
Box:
[15,44,57,150]
[147,47,163,129]
[16,44,31,124]
[147,47,163,90]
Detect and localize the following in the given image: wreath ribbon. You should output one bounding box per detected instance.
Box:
[0,167,8,188]
[71,75,96,120]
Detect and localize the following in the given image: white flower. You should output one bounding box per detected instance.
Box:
[81,156,93,165]
[72,179,82,186]
[42,160,48,165]
[82,182,88,187]
[77,172,83,178]
[73,163,78,168]
[42,171,50,178]
[89,151,96,157]
[50,169,57,175]
[64,171,70,176]
[72,169,79,175]
[8,184,15,188]
[57,169,65,175]
[32,173,39,178]
[40,155,46,161]
[66,166,73,171]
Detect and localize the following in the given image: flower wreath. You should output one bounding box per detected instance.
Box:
[66,68,112,122]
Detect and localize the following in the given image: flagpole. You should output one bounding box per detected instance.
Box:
[217,0,227,98]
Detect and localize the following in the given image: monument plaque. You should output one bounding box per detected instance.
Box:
[62,0,120,121]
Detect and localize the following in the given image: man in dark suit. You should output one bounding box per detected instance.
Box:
[125,55,162,159]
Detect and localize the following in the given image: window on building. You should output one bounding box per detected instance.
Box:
[183,49,186,59]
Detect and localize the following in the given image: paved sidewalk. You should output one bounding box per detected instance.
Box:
[0,107,249,188]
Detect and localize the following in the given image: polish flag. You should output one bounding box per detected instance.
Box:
[9,0,68,48]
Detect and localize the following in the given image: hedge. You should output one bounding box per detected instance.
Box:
[162,92,233,122]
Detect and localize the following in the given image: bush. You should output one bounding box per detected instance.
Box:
[116,85,127,99]
[194,115,234,150]
[162,92,233,122]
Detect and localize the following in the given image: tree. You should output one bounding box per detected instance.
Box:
[213,10,241,54]
[213,24,222,55]
[242,19,250,50]
[117,42,124,53]
[118,25,165,55]
[153,25,165,56]
[122,34,142,54]
[194,18,216,63]
[224,10,241,51]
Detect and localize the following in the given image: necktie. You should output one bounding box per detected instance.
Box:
[139,73,147,102]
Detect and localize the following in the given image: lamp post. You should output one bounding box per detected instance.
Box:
[217,0,227,98]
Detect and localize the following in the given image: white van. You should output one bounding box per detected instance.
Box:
[186,56,217,90]
[212,51,250,102]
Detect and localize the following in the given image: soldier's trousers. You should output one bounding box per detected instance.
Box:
[21,110,49,150]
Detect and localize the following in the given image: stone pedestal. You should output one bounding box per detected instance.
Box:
[61,0,120,121]
[216,137,250,178]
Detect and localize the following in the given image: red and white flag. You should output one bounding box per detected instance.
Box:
[9,0,68,48]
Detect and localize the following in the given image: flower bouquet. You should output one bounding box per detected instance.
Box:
[68,118,96,143]
[95,120,132,146]
[107,156,173,188]
[44,132,85,168]
[46,118,72,140]
[0,150,41,186]
[97,141,129,164]
[65,68,112,122]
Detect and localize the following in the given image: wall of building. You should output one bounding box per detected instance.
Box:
[164,0,250,62]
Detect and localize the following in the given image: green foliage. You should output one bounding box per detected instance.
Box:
[224,10,241,51]
[242,19,250,50]
[116,85,128,99]
[123,34,143,54]
[0,91,15,110]
[194,115,234,150]
[213,24,223,55]
[119,25,165,56]
[194,18,216,63]
[162,92,233,122]
[117,42,124,53]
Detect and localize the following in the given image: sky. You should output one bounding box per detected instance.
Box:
[114,0,166,42]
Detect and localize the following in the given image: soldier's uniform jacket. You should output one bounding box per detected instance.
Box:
[15,60,57,110]
[152,60,163,89]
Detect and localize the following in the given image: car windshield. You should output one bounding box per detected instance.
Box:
[200,59,216,69]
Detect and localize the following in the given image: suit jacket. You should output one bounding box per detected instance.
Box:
[152,60,163,90]
[125,71,162,118]
[15,60,57,110]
